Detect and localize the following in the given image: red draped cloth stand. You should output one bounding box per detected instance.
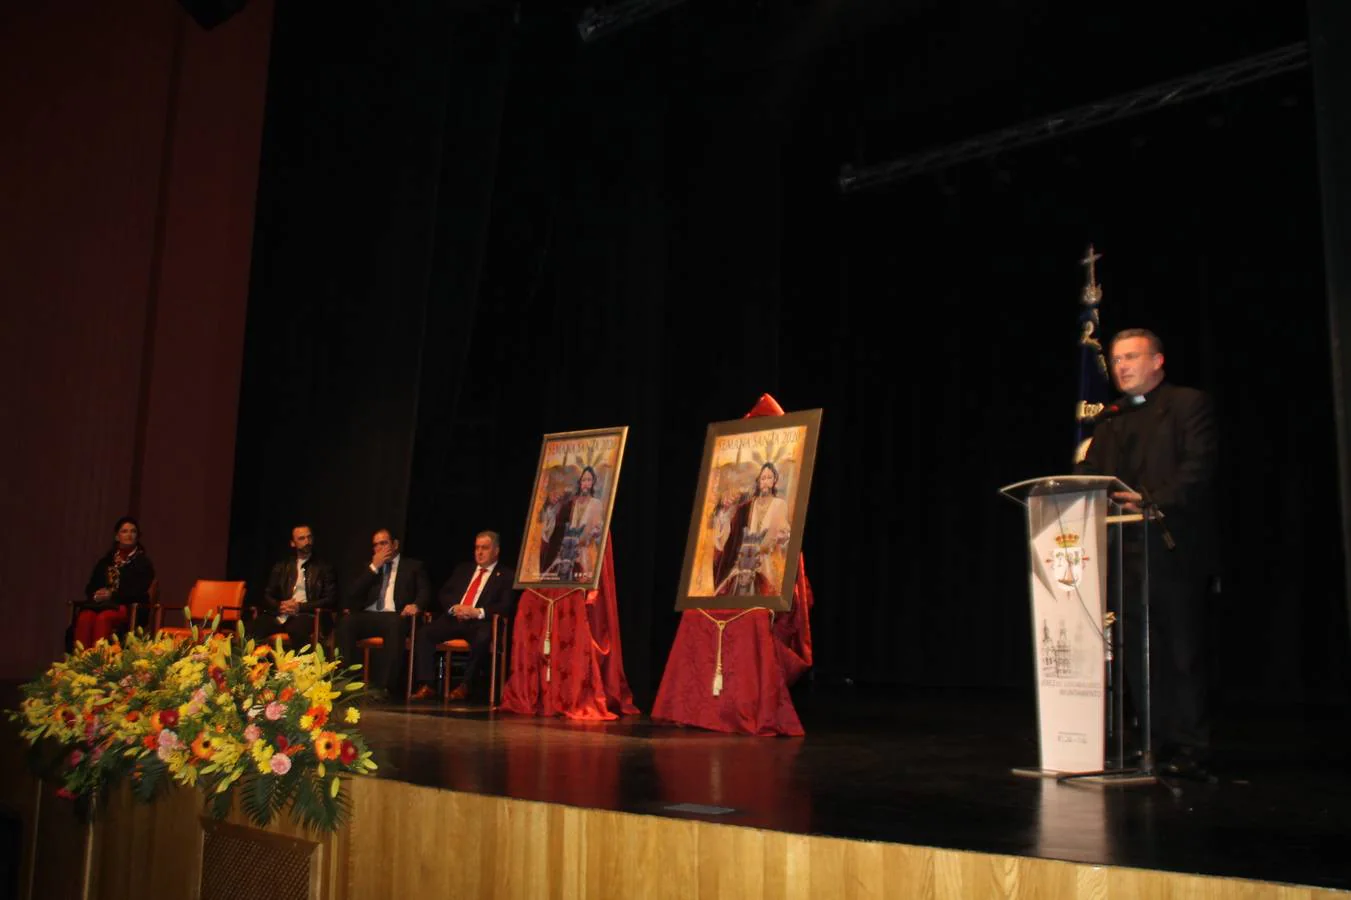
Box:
[500,536,639,721]
[650,393,816,736]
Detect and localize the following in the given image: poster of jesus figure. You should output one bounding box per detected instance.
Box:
[514,426,628,592]
[677,408,822,611]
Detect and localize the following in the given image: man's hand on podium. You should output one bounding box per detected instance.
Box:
[1111,490,1143,513]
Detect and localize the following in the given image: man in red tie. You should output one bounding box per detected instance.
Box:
[410,531,518,701]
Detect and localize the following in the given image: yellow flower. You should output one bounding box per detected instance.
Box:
[344,707,360,724]
[250,742,275,774]
[303,682,340,706]
[299,714,314,730]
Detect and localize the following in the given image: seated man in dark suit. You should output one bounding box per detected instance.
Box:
[334,527,431,696]
[247,524,338,649]
[410,530,517,701]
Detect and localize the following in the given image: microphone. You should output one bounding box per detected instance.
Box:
[1082,401,1133,424]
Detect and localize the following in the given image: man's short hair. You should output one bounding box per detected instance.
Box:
[1111,328,1164,356]
[476,530,500,548]
[373,527,399,543]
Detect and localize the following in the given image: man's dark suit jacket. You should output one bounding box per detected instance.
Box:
[435,562,517,622]
[258,557,338,614]
[345,556,432,613]
[1078,381,1219,568]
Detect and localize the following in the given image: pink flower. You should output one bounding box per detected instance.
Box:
[68,750,85,767]
[158,729,181,751]
[264,702,286,721]
[244,724,262,743]
[269,753,292,775]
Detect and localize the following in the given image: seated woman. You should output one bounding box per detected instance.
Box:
[74,516,155,648]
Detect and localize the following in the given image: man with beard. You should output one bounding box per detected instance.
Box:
[713,462,791,596]
[540,466,605,582]
[248,524,339,648]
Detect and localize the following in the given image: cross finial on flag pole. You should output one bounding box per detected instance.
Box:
[1080,245,1103,306]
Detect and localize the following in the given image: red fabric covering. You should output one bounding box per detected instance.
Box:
[650,393,816,736]
[501,536,639,721]
[650,608,804,736]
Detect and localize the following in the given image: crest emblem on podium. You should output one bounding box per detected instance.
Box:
[1047,531,1088,592]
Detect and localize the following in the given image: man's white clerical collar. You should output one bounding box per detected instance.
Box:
[1129,394,1148,405]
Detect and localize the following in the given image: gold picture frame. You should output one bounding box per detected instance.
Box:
[676,408,822,611]
[513,425,629,592]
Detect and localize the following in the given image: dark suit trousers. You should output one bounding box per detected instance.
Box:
[1119,536,1210,753]
[335,611,411,693]
[414,614,494,688]
[247,613,322,649]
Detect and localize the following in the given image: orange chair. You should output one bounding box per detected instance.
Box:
[157,580,247,641]
[435,614,509,706]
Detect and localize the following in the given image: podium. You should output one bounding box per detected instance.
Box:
[999,475,1151,780]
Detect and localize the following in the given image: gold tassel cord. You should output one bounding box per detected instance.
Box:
[697,608,764,696]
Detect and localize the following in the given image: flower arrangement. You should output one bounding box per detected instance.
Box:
[10,618,377,833]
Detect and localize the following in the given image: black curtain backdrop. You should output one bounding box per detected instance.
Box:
[229,0,1348,711]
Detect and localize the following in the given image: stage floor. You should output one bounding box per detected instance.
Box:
[359,685,1351,893]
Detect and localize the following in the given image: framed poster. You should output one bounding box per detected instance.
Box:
[514,426,628,591]
[676,408,822,611]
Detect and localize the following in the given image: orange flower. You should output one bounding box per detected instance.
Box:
[306,706,328,728]
[142,736,157,750]
[279,687,295,702]
[313,732,340,761]
[191,733,216,760]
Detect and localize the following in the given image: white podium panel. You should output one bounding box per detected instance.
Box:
[1001,475,1131,776]
[1026,488,1107,773]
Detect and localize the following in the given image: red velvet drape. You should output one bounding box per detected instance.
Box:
[650,394,816,736]
[501,536,639,720]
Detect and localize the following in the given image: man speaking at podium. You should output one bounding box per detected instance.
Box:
[1077,328,1219,780]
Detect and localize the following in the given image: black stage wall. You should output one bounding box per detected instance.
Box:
[229,0,1349,709]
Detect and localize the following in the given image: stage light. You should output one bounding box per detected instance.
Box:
[577,0,689,43]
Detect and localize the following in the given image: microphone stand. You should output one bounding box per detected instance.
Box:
[1137,486,1176,551]
[1057,493,1170,792]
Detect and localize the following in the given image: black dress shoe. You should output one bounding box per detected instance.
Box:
[1158,748,1213,782]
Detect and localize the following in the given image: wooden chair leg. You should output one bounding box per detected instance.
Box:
[405,615,417,701]
[488,619,499,709]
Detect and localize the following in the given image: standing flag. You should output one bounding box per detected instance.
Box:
[1074,245,1112,463]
